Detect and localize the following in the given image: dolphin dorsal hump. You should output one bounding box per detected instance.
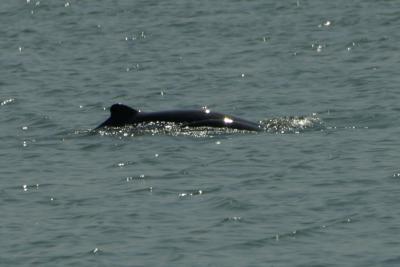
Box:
[110,104,139,119]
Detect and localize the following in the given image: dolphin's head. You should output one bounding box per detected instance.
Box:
[96,104,139,129]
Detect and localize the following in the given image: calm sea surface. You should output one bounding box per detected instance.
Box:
[1,0,400,266]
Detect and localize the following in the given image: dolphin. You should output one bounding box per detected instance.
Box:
[95,104,261,131]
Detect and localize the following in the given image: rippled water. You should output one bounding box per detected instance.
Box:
[1,0,400,266]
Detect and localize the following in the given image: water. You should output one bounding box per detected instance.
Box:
[1,0,400,266]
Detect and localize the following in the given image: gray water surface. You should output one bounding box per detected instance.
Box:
[1,0,400,266]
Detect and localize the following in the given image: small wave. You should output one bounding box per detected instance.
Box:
[178,189,204,198]
[92,115,323,138]
[95,122,256,138]
[218,214,357,250]
[0,98,15,106]
[260,114,323,134]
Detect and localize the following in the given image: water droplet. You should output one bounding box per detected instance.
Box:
[202,107,211,114]
[1,98,14,106]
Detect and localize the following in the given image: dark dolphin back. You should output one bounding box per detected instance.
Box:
[96,104,139,128]
[136,110,221,123]
[110,104,138,120]
[137,109,261,131]
[95,104,261,131]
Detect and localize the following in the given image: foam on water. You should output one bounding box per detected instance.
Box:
[94,114,323,138]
